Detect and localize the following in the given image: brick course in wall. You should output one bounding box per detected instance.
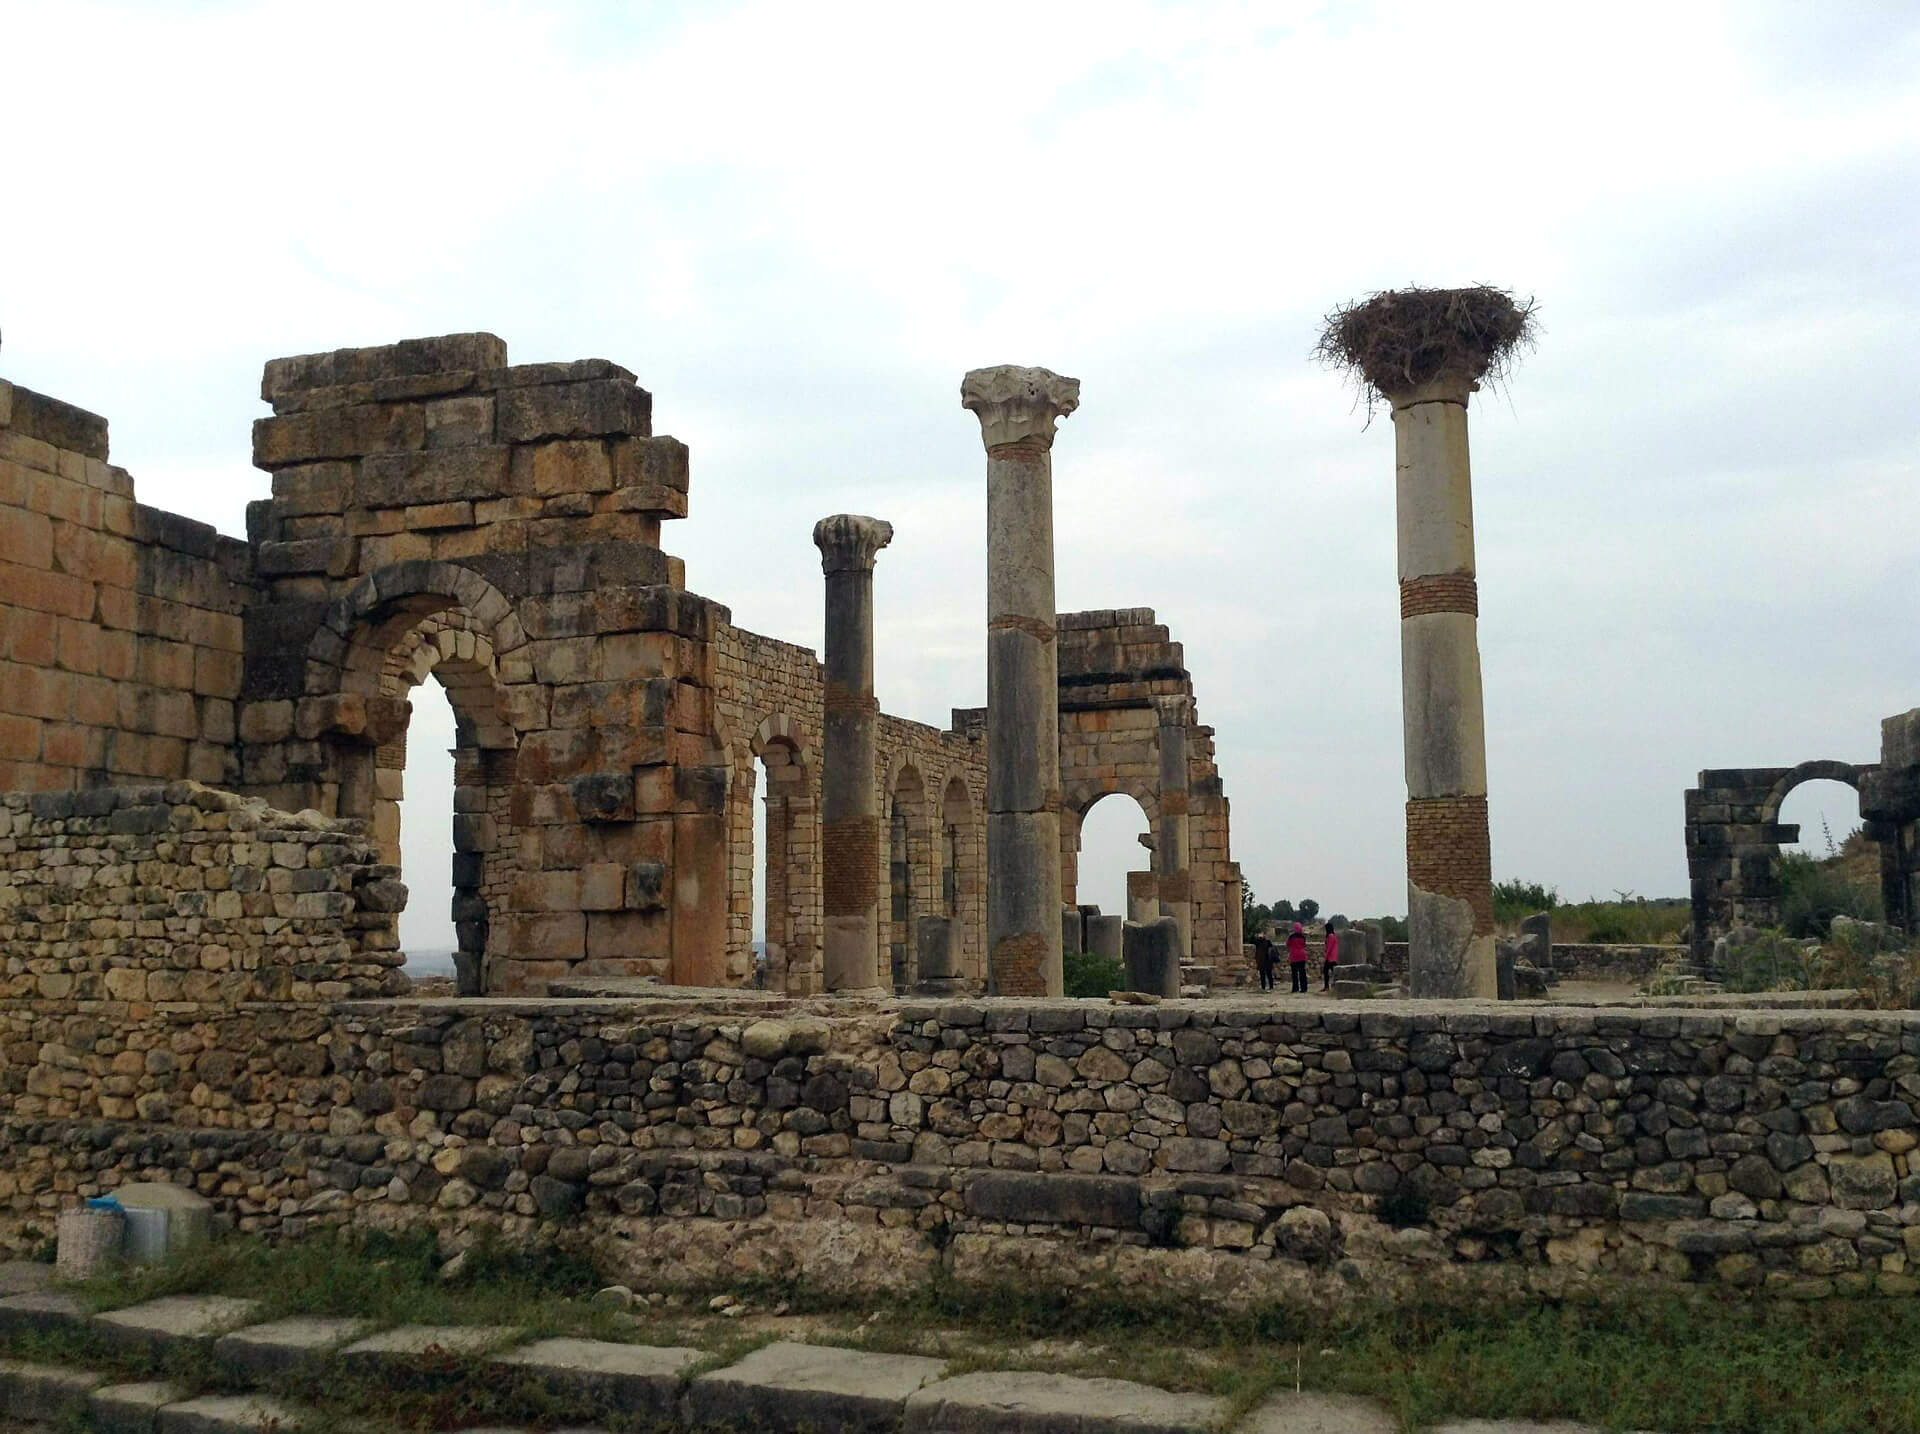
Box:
[1406,796,1494,933]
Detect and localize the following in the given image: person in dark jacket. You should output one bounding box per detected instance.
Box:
[1285,922,1309,993]
[1252,932,1276,991]
[1322,922,1340,991]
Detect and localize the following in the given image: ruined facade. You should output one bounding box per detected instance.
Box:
[1686,710,1920,957]
[0,334,1238,997]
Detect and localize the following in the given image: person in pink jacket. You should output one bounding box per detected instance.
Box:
[1285,922,1309,993]
[1322,922,1340,991]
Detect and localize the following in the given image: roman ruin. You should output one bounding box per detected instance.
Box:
[8,327,1920,1324]
[1686,710,1920,957]
[0,336,1238,1003]
[813,514,893,994]
[1318,287,1534,999]
[961,363,1081,997]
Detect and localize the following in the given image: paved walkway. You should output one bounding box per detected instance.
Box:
[0,1264,1660,1433]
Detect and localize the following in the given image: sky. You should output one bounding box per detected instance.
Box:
[3,1,1917,952]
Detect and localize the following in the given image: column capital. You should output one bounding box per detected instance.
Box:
[813,513,894,574]
[1151,694,1193,728]
[961,365,1080,450]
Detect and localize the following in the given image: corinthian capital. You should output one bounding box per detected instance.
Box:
[961,365,1080,450]
[813,513,894,574]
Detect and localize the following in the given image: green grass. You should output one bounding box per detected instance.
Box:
[16,1235,1920,1431]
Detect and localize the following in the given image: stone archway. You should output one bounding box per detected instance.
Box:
[940,773,983,984]
[887,763,931,989]
[1061,778,1160,910]
[1686,759,1879,957]
[751,714,818,994]
[319,566,527,993]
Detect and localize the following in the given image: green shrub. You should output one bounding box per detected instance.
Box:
[1492,878,1559,927]
[1063,949,1125,998]
[1778,850,1881,937]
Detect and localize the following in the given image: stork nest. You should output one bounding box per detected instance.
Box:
[1314,285,1537,410]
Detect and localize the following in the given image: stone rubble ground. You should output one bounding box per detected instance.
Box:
[0,1261,1664,1434]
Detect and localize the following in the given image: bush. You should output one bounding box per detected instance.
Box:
[1492,878,1559,927]
[1063,949,1125,998]
[1777,851,1881,938]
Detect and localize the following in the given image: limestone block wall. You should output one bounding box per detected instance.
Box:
[712,623,987,993]
[236,334,729,995]
[0,782,404,1025]
[0,379,254,794]
[1057,609,1241,981]
[7,996,1920,1306]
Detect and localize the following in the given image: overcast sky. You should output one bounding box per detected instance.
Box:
[4,2,1917,952]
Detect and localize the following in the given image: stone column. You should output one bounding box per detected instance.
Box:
[1126,869,1157,923]
[1390,375,1496,997]
[962,365,1080,997]
[1153,696,1193,962]
[813,514,894,993]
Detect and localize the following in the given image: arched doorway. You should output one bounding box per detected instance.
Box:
[888,764,930,989]
[1069,790,1155,927]
[940,774,982,985]
[750,717,817,993]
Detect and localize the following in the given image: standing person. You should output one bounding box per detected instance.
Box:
[1322,922,1340,991]
[1286,922,1309,994]
[1252,931,1276,991]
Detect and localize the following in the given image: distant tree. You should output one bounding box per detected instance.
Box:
[1297,899,1320,923]
[1241,884,1265,942]
[1325,913,1348,930]
[1270,898,1296,924]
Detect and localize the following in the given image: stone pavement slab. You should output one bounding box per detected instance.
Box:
[687,1340,948,1434]
[94,1295,265,1355]
[339,1322,522,1382]
[904,1369,1226,1434]
[0,1288,88,1336]
[154,1393,313,1434]
[0,1262,54,1296]
[0,1358,104,1419]
[212,1315,377,1378]
[1240,1390,1399,1433]
[494,1335,701,1420]
[90,1381,182,1434]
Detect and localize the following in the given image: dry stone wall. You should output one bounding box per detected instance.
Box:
[8,991,1920,1305]
[0,781,405,1021]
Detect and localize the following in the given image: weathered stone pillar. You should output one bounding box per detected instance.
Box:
[813,514,894,993]
[1126,870,1157,923]
[962,365,1080,996]
[1153,696,1193,962]
[1319,287,1534,999]
[1123,916,1182,999]
[1087,914,1124,961]
[1390,375,1497,997]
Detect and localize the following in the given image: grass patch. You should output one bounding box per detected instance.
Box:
[17,1238,1920,1431]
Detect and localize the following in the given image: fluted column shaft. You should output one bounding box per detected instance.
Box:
[814,514,893,993]
[1391,378,1496,997]
[963,365,1080,997]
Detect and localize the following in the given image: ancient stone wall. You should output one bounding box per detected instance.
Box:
[0,783,404,1022]
[1057,609,1241,981]
[0,381,254,794]
[234,334,730,996]
[8,992,1920,1304]
[712,623,988,994]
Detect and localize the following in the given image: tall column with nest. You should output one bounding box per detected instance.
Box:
[1316,286,1536,998]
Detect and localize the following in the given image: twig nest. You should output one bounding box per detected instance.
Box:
[1315,285,1537,406]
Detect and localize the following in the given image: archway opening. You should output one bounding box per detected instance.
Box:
[1776,777,1879,934]
[889,766,929,990]
[396,675,457,979]
[1777,779,1863,860]
[1074,792,1153,926]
